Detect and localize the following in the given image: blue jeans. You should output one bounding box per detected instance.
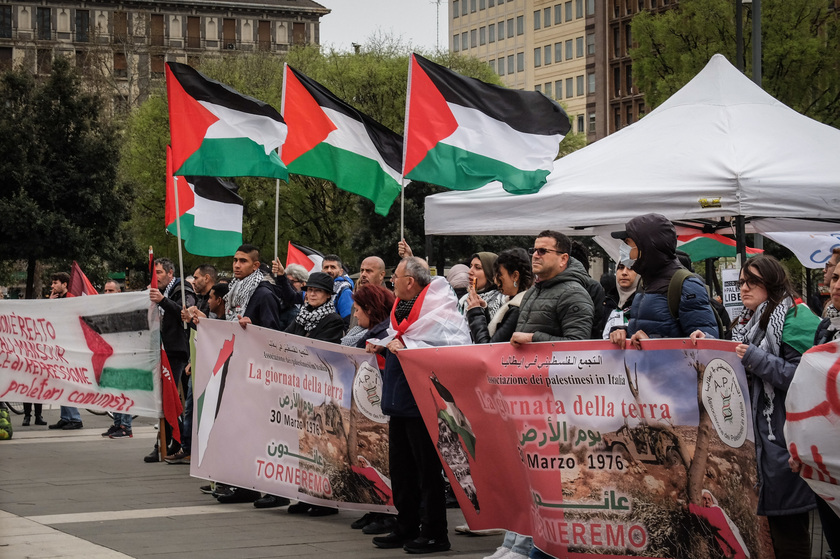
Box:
[112,413,132,429]
[501,532,533,556]
[60,406,81,422]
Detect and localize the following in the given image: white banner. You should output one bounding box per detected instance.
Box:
[721,268,744,321]
[759,231,840,270]
[0,292,162,417]
[191,320,393,512]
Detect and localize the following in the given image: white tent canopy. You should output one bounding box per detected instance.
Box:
[424,54,840,238]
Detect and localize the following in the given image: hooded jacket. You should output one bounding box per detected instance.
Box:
[515,257,594,341]
[623,214,718,339]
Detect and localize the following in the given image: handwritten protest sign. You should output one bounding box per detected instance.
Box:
[191,319,393,512]
[399,338,772,559]
[0,292,161,416]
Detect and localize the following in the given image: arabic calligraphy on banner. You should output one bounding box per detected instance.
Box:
[191,319,394,513]
[399,339,774,559]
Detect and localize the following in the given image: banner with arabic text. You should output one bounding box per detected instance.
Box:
[0,292,162,416]
[399,339,773,559]
[191,319,393,512]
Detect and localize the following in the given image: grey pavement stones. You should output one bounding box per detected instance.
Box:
[0,409,502,559]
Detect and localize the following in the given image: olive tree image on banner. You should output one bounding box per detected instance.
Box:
[399,338,773,559]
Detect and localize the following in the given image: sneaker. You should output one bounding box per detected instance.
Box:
[109,427,133,439]
[62,421,83,430]
[403,536,451,554]
[22,416,31,427]
[254,495,290,508]
[48,418,70,430]
[164,449,190,464]
[34,416,47,425]
[351,512,376,529]
[212,484,232,498]
[199,485,215,495]
[287,502,312,514]
[373,532,418,549]
[216,488,260,503]
[144,447,161,463]
[102,425,120,437]
[362,515,397,535]
[485,546,513,559]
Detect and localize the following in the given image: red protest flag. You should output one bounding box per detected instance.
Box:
[160,349,183,443]
[69,261,98,296]
[149,246,157,289]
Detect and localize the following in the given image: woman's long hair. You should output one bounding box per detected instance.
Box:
[741,254,798,331]
[353,284,396,326]
[493,248,534,294]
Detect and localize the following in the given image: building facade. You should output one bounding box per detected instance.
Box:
[0,0,328,107]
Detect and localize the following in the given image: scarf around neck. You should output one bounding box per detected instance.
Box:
[225,269,264,321]
[617,274,641,308]
[295,300,337,332]
[159,277,178,316]
[731,297,793,441]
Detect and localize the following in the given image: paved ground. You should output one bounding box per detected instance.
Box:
[0,408,503,559]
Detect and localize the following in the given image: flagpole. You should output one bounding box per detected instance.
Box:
[172,175,188,330]
[274,174,281,263]
[400,177,405,242]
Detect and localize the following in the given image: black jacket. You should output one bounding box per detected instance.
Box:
[157,278,196,356]
[244,282,282,330]
[285,310,344,344]
[467,304,520,343]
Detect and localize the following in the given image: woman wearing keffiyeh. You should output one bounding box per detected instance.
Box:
[693,255,819,559]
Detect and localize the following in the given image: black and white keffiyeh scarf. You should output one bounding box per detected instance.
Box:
[294,300,337,332]
[823,304,840,341]
[225,269,264,321]
[159,277,178,316]
[731,297,792,441]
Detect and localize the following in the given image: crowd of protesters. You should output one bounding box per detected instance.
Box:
[21,213,839,559]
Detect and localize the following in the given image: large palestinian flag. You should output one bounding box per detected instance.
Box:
[281,65,403,216]
[286,241,323,272]
[165,146,243,257]
[197,334,235,466]
[403,54,570,195]
[166,62,288,179]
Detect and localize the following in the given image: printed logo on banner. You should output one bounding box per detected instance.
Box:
[352,361,386,423]
[702,358,747,448]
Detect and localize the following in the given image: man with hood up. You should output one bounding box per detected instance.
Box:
[510,230,594,345]
[609,213,718,348]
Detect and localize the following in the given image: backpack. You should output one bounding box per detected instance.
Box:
[666,268,726,339]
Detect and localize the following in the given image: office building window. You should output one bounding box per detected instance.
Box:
[462,1,469,16]
[626,106,634,126]
[75,10,90,42]
[555,5,562,24]
[507,19,514,38]
[639,102,646,117]
[613,26,620,57]
[114,52,127,78]
[517,52,524,72]
[555,42,562,64]
[651,0,657,8]
[516,15,524,35]
[152,54,165,78]
[499,20,504,39]
[480,0,486,9]
[480,26,486,45]
[544,82,552,98]
[576,36,583,57]
[588,0,596,15]
[151,14,164,46]
[544,45,552,64]
[627,64,633,93]
[489,0,495,6]
[453,0,459,18]
[507,54,514,73]
[544,7,552,27]
[535,84,542,93]
[586,33,595,55]
[565,2,572,22]
[566,77,573,97]
[114,11,127,42]
[187,16,200,48]
[589,113,596,133]
[37,48,51,73]
[534,10,540,30]
[498,56,505,75]
[461,32,468,50]
[639,0,645,9]
[470,28,477,48]
[576,75,584,96]
[0,7,11,39]
[489,59,495,73]
[534,47,541,67]
[626,23,633,50]
[37,7,51,40]
[489,23,495,42]
[576,0,584,18]
[453,34,460,52]
[577,115,585,133]
[555,80,563,99]
[565,39,572,60]
[471,0,477,13]
[588,72,595,94]
[615,108,622,129]
[614,67,621,96]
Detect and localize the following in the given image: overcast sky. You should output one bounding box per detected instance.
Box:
[317,0,445,53]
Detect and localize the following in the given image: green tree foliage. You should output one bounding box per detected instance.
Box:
[0,57,135,297]
[631,0,840,126]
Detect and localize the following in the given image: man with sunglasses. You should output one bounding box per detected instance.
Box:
[510,230,595,346]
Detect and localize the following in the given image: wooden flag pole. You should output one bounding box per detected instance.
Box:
[172,176,188,329]
[400,178,405,242]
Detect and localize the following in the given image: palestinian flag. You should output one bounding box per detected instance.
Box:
[197,334,235,466]
[286,241,323,272]
[431,375,476,458]
[677,233,763,262]
[281,65,403,216]
[69,261,98,296]
[403,54,570,195]
[166,62,288,179]
[79,309,156,391]
[165,146,243,257]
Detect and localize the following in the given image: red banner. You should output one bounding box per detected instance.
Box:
[399,339,772,559]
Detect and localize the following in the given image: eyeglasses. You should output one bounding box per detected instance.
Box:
[528,247,565,257]
[737,278,764,289]
[391,273,411,281]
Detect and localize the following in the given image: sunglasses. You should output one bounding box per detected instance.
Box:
[737,278,764,289]
[528,247,565,257]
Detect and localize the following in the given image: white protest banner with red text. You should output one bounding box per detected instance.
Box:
[0,292,161,416]
[191,319,393,512]
[399,339,773,559]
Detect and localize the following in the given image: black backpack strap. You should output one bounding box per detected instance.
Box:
[667,269,693,319]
